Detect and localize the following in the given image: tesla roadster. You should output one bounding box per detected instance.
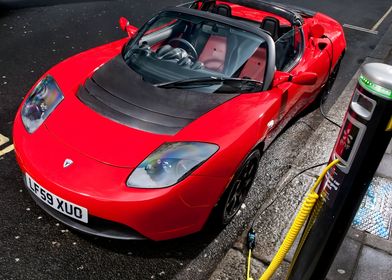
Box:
[13,0,346,240]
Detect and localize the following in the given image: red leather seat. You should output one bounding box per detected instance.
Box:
[239,47,266,81]
[198,35,227,72]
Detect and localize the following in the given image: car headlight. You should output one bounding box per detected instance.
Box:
[127,142,219,188]
[21,75,64,133]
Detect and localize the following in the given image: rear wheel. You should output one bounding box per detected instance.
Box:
[320,56,342,104]
[211,149,261,226]
[306,56,342,114]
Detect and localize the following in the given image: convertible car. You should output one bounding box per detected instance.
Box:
[13,0,346,240]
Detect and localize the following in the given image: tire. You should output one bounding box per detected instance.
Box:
[304,56,342,115]
[320,56,342,104]
[312,55,342,109]
[210,149,261,226]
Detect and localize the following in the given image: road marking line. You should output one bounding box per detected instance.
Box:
[0,134,9,147]
[343,24,378,35]
[0,144,14,157]
[372,5,392,31]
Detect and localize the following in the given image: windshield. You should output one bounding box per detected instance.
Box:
[123,11,268,93]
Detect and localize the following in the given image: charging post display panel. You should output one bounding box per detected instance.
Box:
[334,114,366,173]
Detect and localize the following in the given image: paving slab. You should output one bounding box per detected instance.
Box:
[353,246,392,280]
[376,153,392,179]
[250,173,316,263]
[347,227,367,243]
[364,232,392,256]
[327,237,362,280]
[209,249,266,280]
[209,248,290,280]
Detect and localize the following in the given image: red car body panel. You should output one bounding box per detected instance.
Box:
[13,1,346,240]
[14,117,231,240]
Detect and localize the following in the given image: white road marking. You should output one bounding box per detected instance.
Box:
[0,134,9,146]
[0,144,14,156]
[372,5,392,31]
[343,24,378,35]
[343,5,392,35]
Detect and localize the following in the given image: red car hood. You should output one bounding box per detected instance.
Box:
[44,96,170,168]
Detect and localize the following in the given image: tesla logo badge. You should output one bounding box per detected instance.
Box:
[63,159,73,168]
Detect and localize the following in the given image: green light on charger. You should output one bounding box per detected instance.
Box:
[359,74,392,99]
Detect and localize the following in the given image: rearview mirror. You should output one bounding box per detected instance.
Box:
[119,17,138,37]
[273,71,318,86]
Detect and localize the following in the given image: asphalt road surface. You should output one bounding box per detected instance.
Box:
[0,1,391,279]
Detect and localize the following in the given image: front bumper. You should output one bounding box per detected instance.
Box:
[27,187,146,240]
[13,114,230,240]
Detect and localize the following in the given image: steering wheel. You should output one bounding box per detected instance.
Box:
[168,38,198,59]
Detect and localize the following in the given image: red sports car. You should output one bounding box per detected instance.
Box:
[13,0,346,240]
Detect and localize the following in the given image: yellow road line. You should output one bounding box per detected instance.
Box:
[0,134,10,147]
[372,5,392,31]
[0,144,14,157]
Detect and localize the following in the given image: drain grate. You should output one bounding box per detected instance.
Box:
[352,177,392,239]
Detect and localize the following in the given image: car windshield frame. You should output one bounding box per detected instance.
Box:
[122,7,276,92]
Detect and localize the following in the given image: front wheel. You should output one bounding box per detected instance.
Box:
[211,149,261,226]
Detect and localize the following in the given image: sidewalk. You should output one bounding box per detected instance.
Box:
[209,22,392,280]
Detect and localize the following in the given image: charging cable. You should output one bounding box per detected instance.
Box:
[246,159,340,280]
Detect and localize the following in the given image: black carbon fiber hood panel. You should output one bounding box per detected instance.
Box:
[77,55,237,135]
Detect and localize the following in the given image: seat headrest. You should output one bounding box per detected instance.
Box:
[261,16,280,41]
[212,4,232,17]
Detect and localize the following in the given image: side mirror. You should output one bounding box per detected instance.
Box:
[119,17,138,37]
[273,71,318,87]
[292,72,318,85]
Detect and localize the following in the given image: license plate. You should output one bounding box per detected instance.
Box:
[25,173,88,223]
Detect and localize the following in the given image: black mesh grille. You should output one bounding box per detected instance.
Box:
[28,189,146,240]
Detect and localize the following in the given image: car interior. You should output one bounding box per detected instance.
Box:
[195,1,303,72]
[132,11,268,82]
[126,1,302,88]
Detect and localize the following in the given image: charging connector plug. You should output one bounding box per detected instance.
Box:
[247,228,256,250]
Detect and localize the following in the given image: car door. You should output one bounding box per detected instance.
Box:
[275,24,330,123]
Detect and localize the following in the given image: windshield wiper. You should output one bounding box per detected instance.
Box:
[155,76,263,93]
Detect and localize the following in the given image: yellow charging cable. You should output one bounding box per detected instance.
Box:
[247,249,252,280]
[246,159,340,280]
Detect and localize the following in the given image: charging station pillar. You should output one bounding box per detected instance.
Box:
[287,63,392,280]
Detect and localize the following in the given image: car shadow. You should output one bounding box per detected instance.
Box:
[71,224,222,260]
